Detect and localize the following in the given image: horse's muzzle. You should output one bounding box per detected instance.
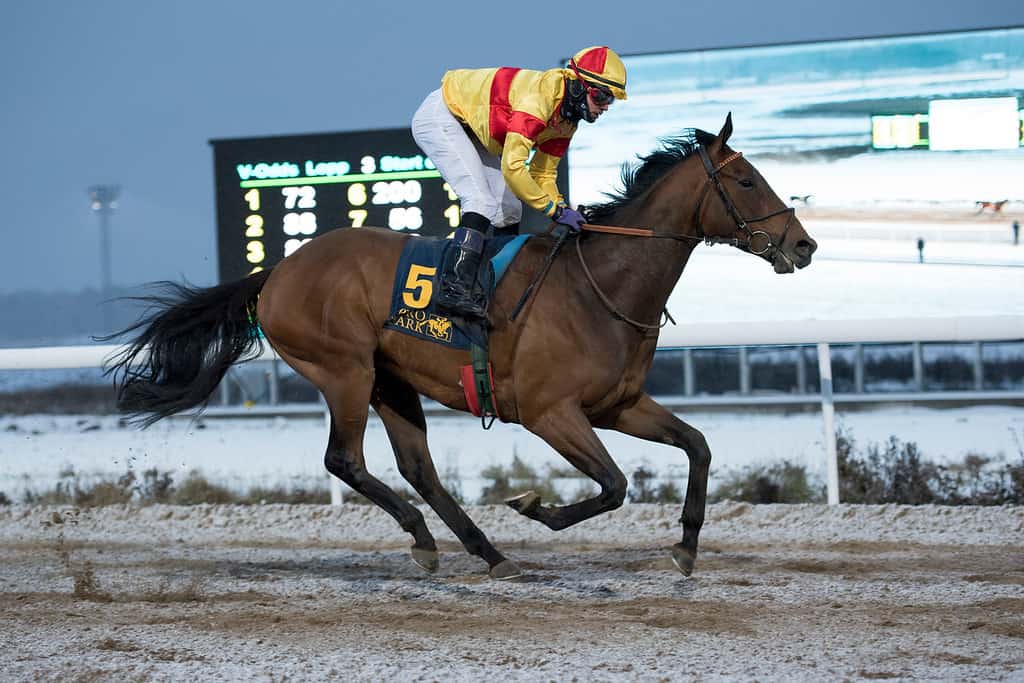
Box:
[792,236,818,269]
[773,236,817,273]
[772,251,796,274]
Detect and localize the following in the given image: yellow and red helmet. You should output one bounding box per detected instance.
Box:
[568,46,628,101]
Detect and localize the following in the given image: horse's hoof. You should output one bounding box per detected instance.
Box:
[411,547,439,574]
[504,491,541,515]
[670,544,696,577]
[488,559,523,581]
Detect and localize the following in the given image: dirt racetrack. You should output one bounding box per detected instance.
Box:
[2,502,1022,681]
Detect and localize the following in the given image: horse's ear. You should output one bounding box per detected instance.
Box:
[717,112,733,146]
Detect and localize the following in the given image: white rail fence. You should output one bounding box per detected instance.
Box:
[1,315,1021,505]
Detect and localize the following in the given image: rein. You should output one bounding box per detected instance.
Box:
[574,236,675,333]
[575,147,796,332]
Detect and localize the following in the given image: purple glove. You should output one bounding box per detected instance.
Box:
[555,206,586,233]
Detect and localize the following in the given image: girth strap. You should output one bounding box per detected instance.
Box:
[461,343,499,429]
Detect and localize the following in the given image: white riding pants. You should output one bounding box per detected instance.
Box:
[411,89,522,228]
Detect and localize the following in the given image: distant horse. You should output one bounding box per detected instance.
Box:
[789,194,813,206]
[107,114,817,580]
[976,200,1009,215]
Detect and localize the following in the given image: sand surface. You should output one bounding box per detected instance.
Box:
[1,502,1022,681]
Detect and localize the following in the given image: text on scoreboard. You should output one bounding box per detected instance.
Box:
[210,128,460,282]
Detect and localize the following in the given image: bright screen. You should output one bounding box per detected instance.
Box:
[928,97,1020,151]
[566,27,1024,327]
[570,26,1023,212]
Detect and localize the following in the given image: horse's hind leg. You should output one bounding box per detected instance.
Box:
[603,393,711,577]
[511,403,628,531]
[319,371,438,565]
[372,369,520,580]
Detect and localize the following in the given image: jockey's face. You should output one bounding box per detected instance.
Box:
[586,91,612,121]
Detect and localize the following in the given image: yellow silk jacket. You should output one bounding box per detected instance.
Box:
[441,66,577,217]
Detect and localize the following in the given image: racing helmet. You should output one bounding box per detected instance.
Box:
[567,46,628,101]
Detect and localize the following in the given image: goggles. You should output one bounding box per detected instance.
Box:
[586,84,614,106]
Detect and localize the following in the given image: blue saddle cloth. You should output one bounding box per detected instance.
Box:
[384,234,530,349]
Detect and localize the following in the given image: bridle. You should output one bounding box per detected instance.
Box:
[573,145,798,332]
[692,147,796,260]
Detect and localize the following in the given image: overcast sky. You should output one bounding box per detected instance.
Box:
[3,1,1023,294]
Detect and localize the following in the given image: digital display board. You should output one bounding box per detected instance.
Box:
[211,128,564,282]
[210,129,461,283]
[569,26,1024,213]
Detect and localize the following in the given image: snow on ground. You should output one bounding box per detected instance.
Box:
[2,405,1022,502]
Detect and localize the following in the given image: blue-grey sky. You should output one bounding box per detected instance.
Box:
[3,0,1023,294]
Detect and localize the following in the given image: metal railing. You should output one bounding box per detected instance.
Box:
[1,315,1021,505]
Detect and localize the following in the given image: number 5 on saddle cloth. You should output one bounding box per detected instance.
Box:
[384,234,531,427]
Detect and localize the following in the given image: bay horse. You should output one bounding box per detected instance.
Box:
[975,199,1008,215]
[107,114,817,580]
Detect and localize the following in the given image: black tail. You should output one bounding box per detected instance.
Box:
[102,269,273,426]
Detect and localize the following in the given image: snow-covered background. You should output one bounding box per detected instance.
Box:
[2,404,1022,502]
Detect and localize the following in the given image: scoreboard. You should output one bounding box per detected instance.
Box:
[210,128,458,282]
[211,127,568,283]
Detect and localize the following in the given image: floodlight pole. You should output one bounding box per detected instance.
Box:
[88,185,120,329]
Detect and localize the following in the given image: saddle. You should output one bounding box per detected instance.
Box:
[385,233,531,427]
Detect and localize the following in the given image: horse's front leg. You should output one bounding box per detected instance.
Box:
[510,403,628,530]
[601,393,711,576]
[372,368,520,580]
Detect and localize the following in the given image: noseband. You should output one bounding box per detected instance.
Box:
[693,147,796,258]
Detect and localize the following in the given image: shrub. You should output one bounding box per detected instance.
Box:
[837,429,1024,505]
[340,486,420,506]
[478,455,563,505]
[22,468,135,506]
[137,468,175,504]
[440,465,466,506]
[244,485,330,505]
[628,467,683,503]
[711,460,823,504]
[15,430,1023,508]
[171,472,238,505]
[19,467,338,506]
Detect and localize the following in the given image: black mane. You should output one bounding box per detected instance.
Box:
[585,128,718,222]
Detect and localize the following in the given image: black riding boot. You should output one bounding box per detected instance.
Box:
[436,212,490,319]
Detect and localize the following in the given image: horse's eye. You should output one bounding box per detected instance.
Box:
[739,178,755,189]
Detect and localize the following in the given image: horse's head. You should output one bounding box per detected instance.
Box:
[694,114,817,273]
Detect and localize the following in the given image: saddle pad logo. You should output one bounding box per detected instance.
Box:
[389,306,453,342]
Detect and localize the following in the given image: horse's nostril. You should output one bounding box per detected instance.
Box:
[796,239,817,256]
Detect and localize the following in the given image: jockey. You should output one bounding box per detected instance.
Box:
[411,46,628,319]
